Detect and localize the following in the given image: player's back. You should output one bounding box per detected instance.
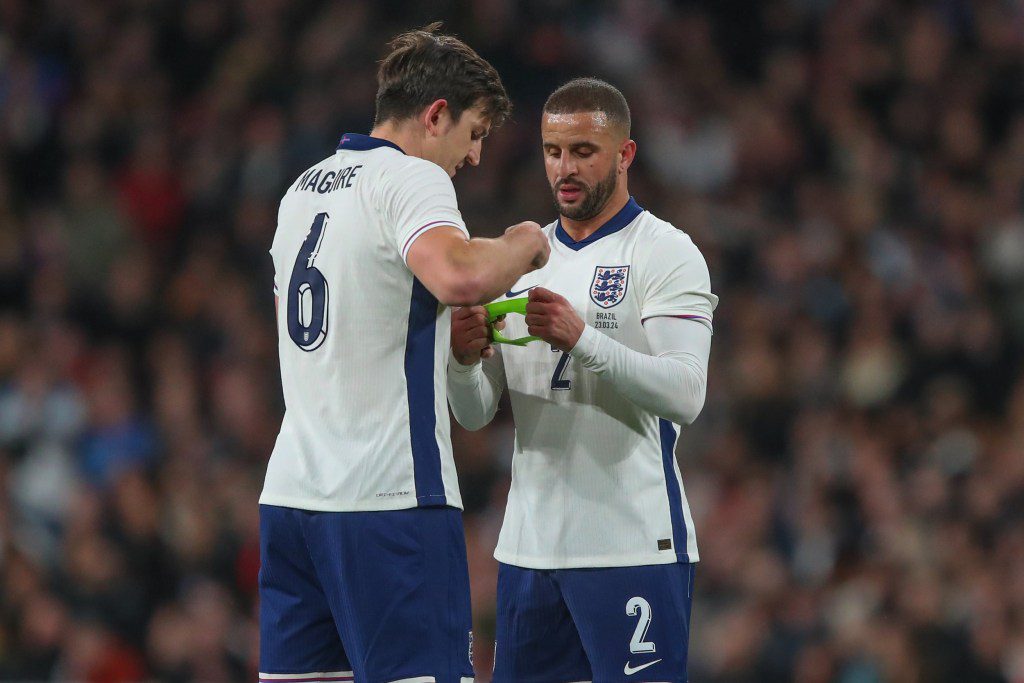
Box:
[260,134,464,512]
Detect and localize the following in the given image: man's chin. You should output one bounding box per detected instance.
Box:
[554,196,586,219]
[558,204,597,222]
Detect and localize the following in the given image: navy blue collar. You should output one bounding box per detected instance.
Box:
[337,133,405,154]
[555,197,644,251]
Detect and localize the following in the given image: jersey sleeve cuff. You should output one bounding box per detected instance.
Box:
[569,324,604,363]
[401,220,469,264]
[448,349,484,378]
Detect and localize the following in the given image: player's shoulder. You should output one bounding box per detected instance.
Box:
[634,210,703,255]
[379,152,450,182]
[635,210,688,240]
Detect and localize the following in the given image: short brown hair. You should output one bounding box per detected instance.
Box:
[543,78,631,136]
[375,23,512,128]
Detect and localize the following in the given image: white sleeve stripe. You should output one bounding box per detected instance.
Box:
[642,314,711,325]
[401,220,465,260]
[258,672,354,681]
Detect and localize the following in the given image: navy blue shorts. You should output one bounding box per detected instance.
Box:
[493,562,695,683]
[258,504,474,683]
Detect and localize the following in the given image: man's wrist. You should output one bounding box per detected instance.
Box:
[449,349,483,375]
[569,324,601,360]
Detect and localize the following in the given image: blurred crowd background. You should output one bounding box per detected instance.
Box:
[1,0,1023,681]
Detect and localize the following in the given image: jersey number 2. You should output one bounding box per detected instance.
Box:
[626,596,656,653]
[287,212,330,351]
[551,349,572,390]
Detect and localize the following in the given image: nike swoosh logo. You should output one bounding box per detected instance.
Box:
[624,659,663,676]
[505,285,537,298]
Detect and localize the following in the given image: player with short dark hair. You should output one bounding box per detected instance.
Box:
[448,77,717,682]
[374,22,511,128]
[543,75,631,135]
[259,24,548,683]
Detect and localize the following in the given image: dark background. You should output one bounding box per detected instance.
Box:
[1,0,1023,680]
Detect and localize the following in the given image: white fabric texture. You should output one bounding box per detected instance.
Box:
[262,141,465,512]
[448,316,710,429]
[570,315,711,426]
[447,204,716,568]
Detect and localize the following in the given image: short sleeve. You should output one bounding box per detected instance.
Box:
[270,204,285,295]
[270,213,282,296]
[638,229,718,330]
[381,159,469,263]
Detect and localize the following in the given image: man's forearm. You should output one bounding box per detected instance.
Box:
[569,318,711,425]
[447,351,506,430]
[455,231,545,305]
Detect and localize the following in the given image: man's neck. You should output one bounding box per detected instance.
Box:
[369,121,422,158]
[560,188,631,243]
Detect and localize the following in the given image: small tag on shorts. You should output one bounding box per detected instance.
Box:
[658,538,672,550]
[468,630,474,664]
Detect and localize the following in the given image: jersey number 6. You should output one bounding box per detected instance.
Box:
[287,212,330,352]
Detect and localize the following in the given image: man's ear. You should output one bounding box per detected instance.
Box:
[423,99,452,137]
[619,139,637,173]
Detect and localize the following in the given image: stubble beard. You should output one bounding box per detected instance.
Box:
[552,164,618,222]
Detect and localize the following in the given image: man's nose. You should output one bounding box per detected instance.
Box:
[466,140,481,166]
[557,153,577,178]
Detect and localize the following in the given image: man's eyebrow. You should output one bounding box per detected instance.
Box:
[541,140,600,148]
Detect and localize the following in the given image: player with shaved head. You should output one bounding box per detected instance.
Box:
[448,77,717,682]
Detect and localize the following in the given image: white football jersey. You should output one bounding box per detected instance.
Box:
[260,134,466,512]
[491,198,717,568]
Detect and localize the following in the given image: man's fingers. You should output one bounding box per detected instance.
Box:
[453,305,481,321]
[463,337,491,352]
[528,287,556,302]
[524,314,548,326]
[455,314,488,331]
[481,346,495,359]
[525,301,548,315]
[461,324,491,341]
[452,313,488,334]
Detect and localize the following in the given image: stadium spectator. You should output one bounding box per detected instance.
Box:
[1,1,1023,681]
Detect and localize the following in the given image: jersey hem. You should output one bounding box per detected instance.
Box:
[415,493,450,507]
[493,548,699,569]
[257,493,463,513]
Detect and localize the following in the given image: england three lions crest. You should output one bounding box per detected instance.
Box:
[590,265,630,308]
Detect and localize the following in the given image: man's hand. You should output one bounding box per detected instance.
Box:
[525,287,585,353]
[504,221,550,270]
[451,306,502,366]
